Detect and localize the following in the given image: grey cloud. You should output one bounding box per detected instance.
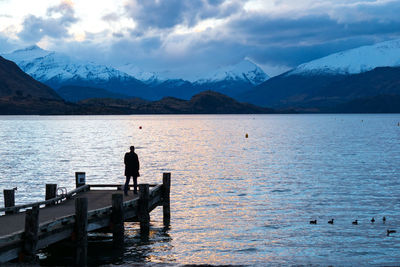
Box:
[329,0,400,23]
[18,1,78,42]
[51,35,164,69]
[41,0,400,78]
[218,9,400,67]
[112,32,124,38]
[125,0,198,30]
[46,1,76,21]
[124,0,240,32]
[247,37,379,68]
[0,33,15,53]
[118,0,400,72]
[102,13,120,22]
[109,36,163,62]
[227,13,400,45]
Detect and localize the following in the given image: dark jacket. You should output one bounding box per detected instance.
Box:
[124,152,140,177]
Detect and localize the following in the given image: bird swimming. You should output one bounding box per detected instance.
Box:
[352,220,358,225]
[328,219,334,224]
[310,220,317,224]
[387,230,396,236]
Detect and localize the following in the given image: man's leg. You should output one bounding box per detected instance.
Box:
[133,176,138,194]
[124,176,131,195]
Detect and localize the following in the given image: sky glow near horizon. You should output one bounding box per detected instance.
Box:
[1,0,400,78]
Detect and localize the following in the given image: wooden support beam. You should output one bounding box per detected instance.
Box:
[162,173,171,227]
[75,197,88,267]
[45,184,57,206]
[138,184,150,239]
[111,194,124,248]
[20,205,39,263]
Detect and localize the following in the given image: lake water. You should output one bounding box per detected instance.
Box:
[1,114,400,266]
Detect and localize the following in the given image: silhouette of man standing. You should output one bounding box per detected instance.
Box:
[124,146,140,196]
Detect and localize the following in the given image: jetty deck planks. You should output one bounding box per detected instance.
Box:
[0,173,171,264]
[0,190,137,237]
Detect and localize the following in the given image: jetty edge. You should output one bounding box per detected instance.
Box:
[0,172,171,265]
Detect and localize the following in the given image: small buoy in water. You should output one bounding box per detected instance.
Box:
[245,133,248,138]
[371,217,375,223]
[398,122,400,126]
[139,126,142,129]
[383,216,386,223]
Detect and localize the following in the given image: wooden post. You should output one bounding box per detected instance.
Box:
[3,189,15,215]
[45,184,57,206]
[75,197,88,267]
[111,194,124,248]
[138,184,150,238]
[162,173,171,227]
[75,172,86,188]
[20,205,39,263]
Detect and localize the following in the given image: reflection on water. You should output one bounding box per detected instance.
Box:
[1,114,400,265]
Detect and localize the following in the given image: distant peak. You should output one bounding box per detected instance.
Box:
[13,45,46,53]
[288,38,400,76]
[192,59,269,85]
[26,45,41,50]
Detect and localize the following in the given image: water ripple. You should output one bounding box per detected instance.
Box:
[0,114,400,265]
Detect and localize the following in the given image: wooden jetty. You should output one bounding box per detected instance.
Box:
[0,172,171,265]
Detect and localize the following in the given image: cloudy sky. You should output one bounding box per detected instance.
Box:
[1,0,400,78]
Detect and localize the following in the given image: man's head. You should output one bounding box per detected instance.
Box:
[130,146,135,152]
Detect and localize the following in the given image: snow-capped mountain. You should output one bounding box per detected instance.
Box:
[4,45,132,82]
[116,63,165,85]
[289,39,400,76]
[2,45,269,100]
[169,59,270,98]
[194,59,269,85]
[240,38,400,109]
[2,45,152,98]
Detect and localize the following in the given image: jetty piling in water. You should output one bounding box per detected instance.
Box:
[163,172,171,227]
[45,184,57,206]
[75,197,88,267]
[3,189,15,215]
[139,184,150,239]
[0,172,172,264]
[21,205,39,263]
[111,193,124,248]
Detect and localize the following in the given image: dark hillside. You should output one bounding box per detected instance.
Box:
[0,56,61,100]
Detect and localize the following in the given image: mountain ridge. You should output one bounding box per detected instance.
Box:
[3,46,152,99]
[3,45,269,101]
[79,90,275,114]
[0,55,61,100]
[289,38,400,76]
[240,38,400,109]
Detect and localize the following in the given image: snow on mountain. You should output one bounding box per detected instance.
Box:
[289,39,400,76]
[116,63,165,85]
[6,45,51,62]
[2,45,269,100]
[193,59,269,85]
[3,45,134,84]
